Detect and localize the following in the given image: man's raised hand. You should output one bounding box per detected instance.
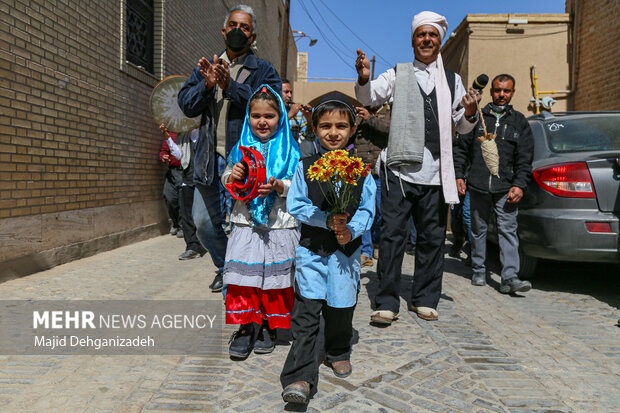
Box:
[288,102,303,120]
[355,49,370,85]
[301,104,313,124]
[461,87,481,119]
[356,107,371,121]
[214,59,231,91]
[159,123,170,139]
[198,55,218,89]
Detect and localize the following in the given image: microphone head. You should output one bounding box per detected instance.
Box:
[472,74,489,92]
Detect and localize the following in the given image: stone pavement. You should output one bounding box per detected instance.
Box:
[0,235,618,412]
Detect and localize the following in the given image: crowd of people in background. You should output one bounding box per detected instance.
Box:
[155,4,535,406]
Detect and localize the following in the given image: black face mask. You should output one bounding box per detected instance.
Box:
[226,28,249,52]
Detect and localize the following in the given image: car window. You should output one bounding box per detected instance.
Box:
[543,116,620,153]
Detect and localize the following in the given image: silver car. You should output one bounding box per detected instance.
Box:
[507,111,620,278]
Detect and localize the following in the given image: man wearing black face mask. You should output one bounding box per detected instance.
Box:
[178,5,282,294]
[453,74,534,294]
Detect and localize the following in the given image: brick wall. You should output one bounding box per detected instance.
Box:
[0,0,295,277]
[566,0,620,110]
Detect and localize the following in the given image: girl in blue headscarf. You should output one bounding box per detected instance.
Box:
[221,84,301,359]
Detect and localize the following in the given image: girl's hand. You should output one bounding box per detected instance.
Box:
[228,162,246,183]
[258,177,283,197]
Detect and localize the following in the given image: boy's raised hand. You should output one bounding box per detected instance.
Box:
[228,162,246,184]
[355,49,370,85]
[258,176,283,197]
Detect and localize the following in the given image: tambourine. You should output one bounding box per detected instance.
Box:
[226,146,267,202]
[149,75,201,133]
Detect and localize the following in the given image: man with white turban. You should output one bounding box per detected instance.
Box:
[355,10,480,323]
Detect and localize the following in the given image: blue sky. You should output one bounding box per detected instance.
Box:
[289,0,567,80]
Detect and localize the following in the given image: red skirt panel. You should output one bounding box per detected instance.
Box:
[225,284,294,329]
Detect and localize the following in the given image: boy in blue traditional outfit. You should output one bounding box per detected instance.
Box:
[280,93,376,404]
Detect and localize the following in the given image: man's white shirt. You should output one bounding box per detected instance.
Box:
[355,59,476,185]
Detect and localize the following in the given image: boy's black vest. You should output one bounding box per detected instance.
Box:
[299,153,364,257]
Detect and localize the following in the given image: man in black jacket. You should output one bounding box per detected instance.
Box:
[453,74,534,294]
[177,5,281,293]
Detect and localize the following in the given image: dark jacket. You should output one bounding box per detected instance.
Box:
[353,105,390,176]
[177,51,281,185]
[453,103,534,194]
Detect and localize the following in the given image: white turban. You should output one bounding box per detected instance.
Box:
[411,11,448,42]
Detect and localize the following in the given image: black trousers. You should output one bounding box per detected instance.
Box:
[375,168,448,313]
[178,185,205,253]
[280,287,356,391]
[163,168,182,227]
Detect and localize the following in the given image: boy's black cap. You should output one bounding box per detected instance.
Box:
[312,92,356,121]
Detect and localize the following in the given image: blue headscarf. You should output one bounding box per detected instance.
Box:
[228,84,301,227]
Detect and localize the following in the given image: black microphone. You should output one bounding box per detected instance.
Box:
[472,74,488,93]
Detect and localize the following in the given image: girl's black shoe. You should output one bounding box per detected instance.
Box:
[228,323,256,358]
[253,324,276,354]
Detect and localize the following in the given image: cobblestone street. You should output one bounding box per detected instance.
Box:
[0,235,618,412]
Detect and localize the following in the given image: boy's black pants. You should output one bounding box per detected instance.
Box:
[280,287,356,391]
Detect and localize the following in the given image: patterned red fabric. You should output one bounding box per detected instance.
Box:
[225,285,294,329]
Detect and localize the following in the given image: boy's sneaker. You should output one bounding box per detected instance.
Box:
[228,324,256,358]
[253,324,276,354]
[170,226,179,235]
[499,277,532,294]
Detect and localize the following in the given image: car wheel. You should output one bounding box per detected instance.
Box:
[518,248,538,280]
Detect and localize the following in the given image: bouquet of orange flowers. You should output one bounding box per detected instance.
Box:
[307,149,371,217]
